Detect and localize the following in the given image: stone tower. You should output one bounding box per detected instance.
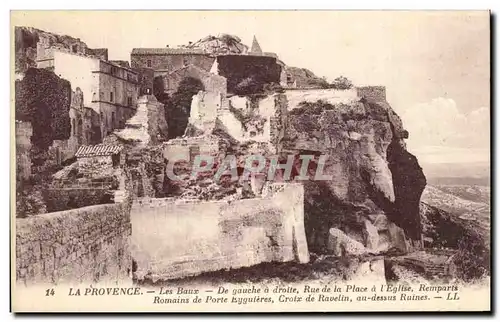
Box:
[250,36,263,55]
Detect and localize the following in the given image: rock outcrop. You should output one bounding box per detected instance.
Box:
[181,87,427,256]
[420,201,489,281]
[183,34,249,55]
[282,96,426,252]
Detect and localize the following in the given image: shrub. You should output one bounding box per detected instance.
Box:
[263,82,284,94]
[453,227,490,282]
[307,77,330,89]
[330,76,353,90]
[16,182,47,218]
[234,77,262,95]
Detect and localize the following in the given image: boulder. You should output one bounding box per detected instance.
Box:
[327,228,366,257]
[387,222,408,253]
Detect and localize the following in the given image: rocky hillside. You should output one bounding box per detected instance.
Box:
[420,201,489,281]
[183,34,249,55]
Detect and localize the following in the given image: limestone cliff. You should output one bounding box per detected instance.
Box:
[15,26,108,73]
[282,95,426,252]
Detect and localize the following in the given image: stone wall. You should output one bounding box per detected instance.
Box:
[356,86,387,102]
[130,183,309,281]
[16,121,32,181]
[15,200,132,286]
[78,155,115,177]
[134,67,155,96]
[130,53,215,76]
[189,91,227,133]
[49,88,94,164]
[162,64,227,96]
[141,95,168,143]
[284,88,359,110]
[163,135,220,162]
[42,188,113,213]
[215,55,282,94]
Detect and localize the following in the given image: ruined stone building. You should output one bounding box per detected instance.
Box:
[50,87,98,163]
[131,35,289,96]
[159,64,227,96]
[130,48,215,77]
[37,48,140,142]
[210,54,283,94]
[15,26,109,74]
[74,144,124,178]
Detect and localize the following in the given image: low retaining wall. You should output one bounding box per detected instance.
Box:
[16,200,132,287]
[131,183,309,281]
[285,88,358,110]
[42,188,113,212]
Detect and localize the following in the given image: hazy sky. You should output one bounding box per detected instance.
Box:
[11,11,490,164]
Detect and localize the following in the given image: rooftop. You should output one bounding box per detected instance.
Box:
[75,144,123,158]
[131,48,207,55]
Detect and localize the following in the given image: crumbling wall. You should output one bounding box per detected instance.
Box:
[356,86,387,102]
[42,188,113,213]
[163,136,220,162]
[140,95,168,143]
[130,183,309,281]
[16,121,32,181]
[15,200,132,286]
[215,94,286,145]
[188,91,226,133]
[163,65,227,96]
[78,156,114,177]
[134,67,155,95]
[49,88,93,164]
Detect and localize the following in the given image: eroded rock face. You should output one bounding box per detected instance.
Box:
[282,96,426,253]
[182,89,426,255]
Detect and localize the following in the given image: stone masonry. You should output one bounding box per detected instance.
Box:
[16,199,132,287]
[130,183,309,281]
[15,120,32,181]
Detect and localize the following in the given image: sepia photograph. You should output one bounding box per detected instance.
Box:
[10,10,491,312]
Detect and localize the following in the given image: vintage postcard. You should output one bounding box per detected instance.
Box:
[10,10,491,312]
